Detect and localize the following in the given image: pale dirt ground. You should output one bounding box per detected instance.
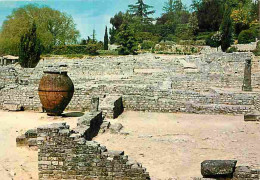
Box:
[0,110,259,180]
[94,111,260,180]
[0,110,78,180]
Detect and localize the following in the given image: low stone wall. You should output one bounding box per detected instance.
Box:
[37,123,150,180]
[1,53,260,114]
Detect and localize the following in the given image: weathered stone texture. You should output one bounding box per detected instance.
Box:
[1,53,260,114]
[201,160,237,178]
[199,161,260,180]
[37,123,150,180]
[100,95,124,119]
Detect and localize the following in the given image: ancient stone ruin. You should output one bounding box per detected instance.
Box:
[1,52,260,115]
[1,52,260,179]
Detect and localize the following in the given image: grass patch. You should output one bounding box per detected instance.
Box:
[97,50,119,56]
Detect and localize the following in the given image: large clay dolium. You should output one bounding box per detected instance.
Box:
[38,71,74,116]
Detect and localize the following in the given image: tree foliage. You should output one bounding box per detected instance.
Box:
[128,0,155,22]
[0,4,79,55]
[116,23,138,55]
[19,22,41,68]
[104,26,109,50]
[192,0,224,31]
[220,3,233,52]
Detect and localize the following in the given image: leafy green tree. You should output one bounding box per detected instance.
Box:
[163,0,174,13]
[220,3,233,52]
[110,11,125,30]
[0,4,79,55]
[19,22,41,68]
[104,26,109,50]
[188,12,199,35]
[128,0,155,22]
[230,0,258,37]
[80,39,87,45]
[192,0,224,31]
[109,27,117,44]
[173,0,184,12]
[116,23,138,55]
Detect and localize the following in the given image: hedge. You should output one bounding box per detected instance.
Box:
[51,44,101,55]
[51,45,88,55]
[238,29,257,44]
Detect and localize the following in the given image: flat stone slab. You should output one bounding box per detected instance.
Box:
[77,111,102,126]
[244,110,260,121]
[201,160,237,178]
[3,103,22,111]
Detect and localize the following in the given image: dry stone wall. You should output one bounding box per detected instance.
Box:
[1,52,260,114]
[37,122,150,180]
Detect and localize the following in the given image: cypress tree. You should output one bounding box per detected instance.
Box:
[92,29,96,43]
[104,26,109,50]
[220,3,233,52]
[19,22,41,68]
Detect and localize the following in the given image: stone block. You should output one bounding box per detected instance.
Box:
[3,103,23,111]
[244,110,260,121]
[100,95,124,119]
[28,138,37,147]
[201,160,237,178]
[233,166,252,178]
[109,123,123,134]
[25,129,37,138]
[16,134,28,146]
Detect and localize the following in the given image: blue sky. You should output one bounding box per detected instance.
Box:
[0,0,192,41]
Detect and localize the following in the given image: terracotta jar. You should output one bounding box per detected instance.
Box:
[38,71,74,116]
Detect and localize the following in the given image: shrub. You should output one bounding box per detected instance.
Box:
[226,46,238,53]
[135,32,160,43]
[206,32,221,48]
[196,32,213,41]
[165,35,180,43]
[141,40,155,50]
[51,45,88,55]
[238,29,257,44]
[86,43,99,55]
[50,44,102,55]
[97,50,119,56]
[65,54,84,59]
[175,24,193,40]
[179,40,206,46]
[253,41,260,56]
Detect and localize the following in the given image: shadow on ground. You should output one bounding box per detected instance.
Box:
[62,112,84,117]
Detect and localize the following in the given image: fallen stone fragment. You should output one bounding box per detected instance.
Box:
[28,138,37,147]
[233,166,251,179]
[16,134,28,146]
[244,110,260,122]
[25,129,37,138]
[3,103,23,111]
[110,123,123,134]
[201,160,237,178]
